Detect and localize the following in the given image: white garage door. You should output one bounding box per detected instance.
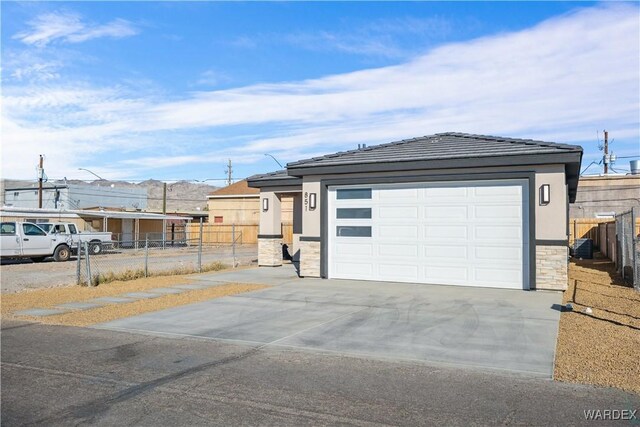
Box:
[327,180,529,289]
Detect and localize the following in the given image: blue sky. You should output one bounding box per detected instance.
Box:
[2,2,639,183]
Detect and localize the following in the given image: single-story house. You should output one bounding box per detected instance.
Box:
[248,132,582,291]
[207,179,295,225]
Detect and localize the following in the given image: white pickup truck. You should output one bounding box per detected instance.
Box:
[0,221,72,262]
[37,222,113,255]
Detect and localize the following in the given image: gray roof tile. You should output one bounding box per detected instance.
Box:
[287,132,582,169]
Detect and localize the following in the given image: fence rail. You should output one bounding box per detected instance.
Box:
[77,224,257,286]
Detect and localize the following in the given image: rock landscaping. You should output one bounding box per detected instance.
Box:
[554,255,640,394]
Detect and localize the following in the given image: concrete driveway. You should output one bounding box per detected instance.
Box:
[96,265,562,377]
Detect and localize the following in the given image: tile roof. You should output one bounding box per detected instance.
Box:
[208,179,259,197]
[287,132,582,168]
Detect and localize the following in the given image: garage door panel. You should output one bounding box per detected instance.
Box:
[474,226,521,240]
[379,225,418,238]
[424,187,468,198]
[474,185,522,197]
[335,243,373,257]
[424,206,468,219]
[424,245,468,259]
[378,244,418,257]
[475,205,521,220]
[425,225,468,239]
[378,188,419,199]
[334,262,373,277]
[379,206,418,219]
[379,264,419,280]
[474,246,521,261]
[329,180,528,290]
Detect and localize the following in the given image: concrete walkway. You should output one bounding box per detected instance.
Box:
[97,264,562,377]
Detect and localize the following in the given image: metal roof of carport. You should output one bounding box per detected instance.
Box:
[249,132,583,202]
[0,207,191,221]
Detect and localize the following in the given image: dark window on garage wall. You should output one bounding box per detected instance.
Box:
[336,188,372,199]
[336,208,372,219]
[336,226,372,237]
[214,216,223,223]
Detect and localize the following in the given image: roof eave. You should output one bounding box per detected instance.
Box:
[247,176,302,189]
[286,151,582,177]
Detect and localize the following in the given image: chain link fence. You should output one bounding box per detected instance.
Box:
[615,207,639,290]
[77,223,255,286]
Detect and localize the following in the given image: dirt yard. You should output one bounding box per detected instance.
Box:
[1,274,268,327]
[555,255,640,394]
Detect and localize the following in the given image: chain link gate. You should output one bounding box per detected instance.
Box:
[615,207,639,290]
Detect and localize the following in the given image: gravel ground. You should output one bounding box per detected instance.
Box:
[1,273,267,327]
[0,245,258,293]
[554,255,640,394]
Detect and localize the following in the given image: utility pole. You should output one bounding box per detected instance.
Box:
[38,155,44,208]
[162,182,167,214]
[603,130,609,174]
[225,159,233,186]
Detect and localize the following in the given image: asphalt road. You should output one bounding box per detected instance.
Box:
[2,320,638,426]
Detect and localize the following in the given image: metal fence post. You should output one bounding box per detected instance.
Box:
[232,223,236,268]
[76,240,82,285]
[145,237,149,277]
[633,207,639,290]
[84,241,92,286]
[198,217,203,273]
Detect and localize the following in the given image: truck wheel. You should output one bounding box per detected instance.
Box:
[53,245,71,262]
[89,242,102,255]
[31,257,46,263]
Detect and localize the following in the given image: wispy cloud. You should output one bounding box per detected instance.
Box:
[194,69,231,87]
[2,4,639,180]
[13,11,139,46]
[236,16,454,59]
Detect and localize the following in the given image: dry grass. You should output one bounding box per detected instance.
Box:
[9,283,268,327]
[554,256,640,394]
[91,261,228,286]
[2,265,268,328]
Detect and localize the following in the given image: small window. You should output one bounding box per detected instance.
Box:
[38,224,52,233]
[336,226,372,237]
[22,223,46,236]
[1,222,16,235]
[336,188,371,200]
[68,224,77,234]
[214,216,223,223]
[13,192,19,197]
[336,208,372,219]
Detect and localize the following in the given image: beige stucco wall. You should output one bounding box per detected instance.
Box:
[299,163,568,241]
[208,196,294,225]
[259,192,281,235]
[534,166,568,240]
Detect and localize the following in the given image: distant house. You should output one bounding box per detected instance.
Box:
[571,174,640,218]
[207,180,293,224]
[3,182,148,211]
[0,207,190,244]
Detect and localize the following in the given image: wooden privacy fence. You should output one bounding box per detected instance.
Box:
[186,223,293,245]
[570,217,639,263]
[568,218,613,247]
